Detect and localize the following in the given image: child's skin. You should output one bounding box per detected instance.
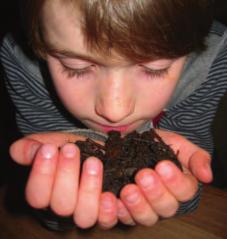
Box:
[9,0,212,229]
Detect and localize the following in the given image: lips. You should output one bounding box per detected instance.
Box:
[85,120,145,134]
[99,124,131,133]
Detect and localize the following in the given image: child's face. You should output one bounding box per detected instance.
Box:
[41,0,186,135]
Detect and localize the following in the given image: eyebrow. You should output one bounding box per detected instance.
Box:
[46,45,108,66]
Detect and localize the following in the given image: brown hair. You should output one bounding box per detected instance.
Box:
[25,0,214,61]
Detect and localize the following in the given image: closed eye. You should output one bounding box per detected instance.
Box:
[61,64,94,78]
[140,65,170,79]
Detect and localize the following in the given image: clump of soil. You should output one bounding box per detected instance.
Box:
[75,129,182,195]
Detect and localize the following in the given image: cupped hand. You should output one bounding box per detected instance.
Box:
[9,129,213,229]
[9,132,117,229]
[118,129,212,226]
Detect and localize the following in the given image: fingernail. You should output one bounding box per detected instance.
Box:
[157,162,173,179]
[40,144,57,159]
[101,199,113,211]
[139,174,155,189]
[117,201,127,217]
[203,162,212,180]
[204,162,210,171]
[127,221,136,226]
[29,143,41,160]
[85,158,100,175]
[117,208,127,217]
[62,144,77,158]
[125,192,140,204]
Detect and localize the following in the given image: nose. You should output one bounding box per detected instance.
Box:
[95,75,135,123]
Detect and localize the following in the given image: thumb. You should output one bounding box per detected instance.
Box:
[9,131,84,165]
[189,150,213,184]
[9,138,42,165]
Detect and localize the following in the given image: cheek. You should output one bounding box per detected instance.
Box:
[137,85,171,116]
[135,74,180,116]
[47,59,93,115]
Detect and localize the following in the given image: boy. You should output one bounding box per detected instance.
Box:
[1,0,226,231]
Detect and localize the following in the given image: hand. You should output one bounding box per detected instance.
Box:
[115,129,212,226]
[9,130,213,229]
[9,132,115,229]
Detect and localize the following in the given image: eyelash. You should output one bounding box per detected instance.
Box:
[62,65,92,78]
[141,66,169,79]
[61,64,170,79]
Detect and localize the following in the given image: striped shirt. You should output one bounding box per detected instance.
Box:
[1,21,227,228]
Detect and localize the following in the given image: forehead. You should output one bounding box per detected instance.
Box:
[41,0,83,49]
[40,0,127,64]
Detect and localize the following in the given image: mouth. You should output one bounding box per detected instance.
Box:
[84,119,147,135]
[88,121,136,134]
[98,124,131,133]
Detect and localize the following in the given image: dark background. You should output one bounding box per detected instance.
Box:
[0,0,227,187]
[0,0,20,186]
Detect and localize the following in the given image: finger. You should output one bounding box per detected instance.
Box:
[50,144,80,216]
[156,129,212,183]
[136,169,179,218]
[26,132,85,145]
[120,184,158,226]
[10,138,42,165]
[25,144,58,208]
[9,132,86,166]
[156,160,198,202]
[98,192,118,229]
[117,199,135,226]
[188,150,213,183]
[73,157,103,229]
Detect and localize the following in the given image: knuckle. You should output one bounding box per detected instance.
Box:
[181,178,198,201]
[99,219,118,230]
[84,179,101,193]
[159,201,179,218]
[25,190,48,209]
[74,215,97,229]
[137,214,158,227]
[50,199,74,217]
